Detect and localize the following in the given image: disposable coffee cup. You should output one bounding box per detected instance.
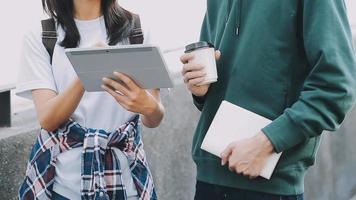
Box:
[185,41,218,86]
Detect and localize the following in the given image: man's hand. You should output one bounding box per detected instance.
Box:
[180,50,221,97]
[221,132,274,179]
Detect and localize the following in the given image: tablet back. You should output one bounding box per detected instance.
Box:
[65,46,174,91]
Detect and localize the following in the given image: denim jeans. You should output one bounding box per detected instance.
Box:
[195,181,304,200]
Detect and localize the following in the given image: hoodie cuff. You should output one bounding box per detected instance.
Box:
[262,114,308,153]
[192,95,206,111]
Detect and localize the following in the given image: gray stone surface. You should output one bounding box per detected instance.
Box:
[1,86,356,200]
[142,86,199,200]
[305,106,356,200]
[0,109,39,200]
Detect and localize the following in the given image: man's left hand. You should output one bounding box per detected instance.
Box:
[221,132,274,179]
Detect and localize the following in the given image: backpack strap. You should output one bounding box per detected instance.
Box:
[129,14,144,45]
[41,18,57,64]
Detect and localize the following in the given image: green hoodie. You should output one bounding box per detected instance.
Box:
[193,0,356,195]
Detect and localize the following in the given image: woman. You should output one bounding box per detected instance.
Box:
[16,0,163,200]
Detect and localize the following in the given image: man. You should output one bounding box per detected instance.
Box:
[181,0,356,199]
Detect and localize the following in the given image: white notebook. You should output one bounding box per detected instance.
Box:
[201,100,282,179]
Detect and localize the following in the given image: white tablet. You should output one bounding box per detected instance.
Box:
[65,45,174,92]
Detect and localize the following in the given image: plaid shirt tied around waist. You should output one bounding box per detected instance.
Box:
[19,115,157,200]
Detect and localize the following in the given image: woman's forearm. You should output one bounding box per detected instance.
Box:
[141,101,165,128]
[34,78,85,131]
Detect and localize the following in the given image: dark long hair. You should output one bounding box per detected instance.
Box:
[42,0,134,48]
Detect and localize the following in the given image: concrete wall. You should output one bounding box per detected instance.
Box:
[305,108,356,200]
[0,109,39,200]
[140,87,199,199]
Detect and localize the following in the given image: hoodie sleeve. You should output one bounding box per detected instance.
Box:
[262,0,356,153]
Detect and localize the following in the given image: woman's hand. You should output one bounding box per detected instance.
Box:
[180,50,221,97]
[102,71,164,128]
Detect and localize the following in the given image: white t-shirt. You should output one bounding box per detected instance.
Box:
[16,16,151,200]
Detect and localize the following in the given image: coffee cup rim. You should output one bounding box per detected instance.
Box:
[185,41,215,53]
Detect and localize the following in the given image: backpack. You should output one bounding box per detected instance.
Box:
[41,14,144,64]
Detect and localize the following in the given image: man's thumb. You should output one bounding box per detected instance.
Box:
[215,50,221,61]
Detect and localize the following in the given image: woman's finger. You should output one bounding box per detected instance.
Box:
[93,41,107,47]
[113,72,140,91]
[101,85,130,107]
[102,77,130,96]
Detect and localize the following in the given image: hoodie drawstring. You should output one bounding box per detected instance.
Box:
[236,0,243,36]
[226,0,243,36]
